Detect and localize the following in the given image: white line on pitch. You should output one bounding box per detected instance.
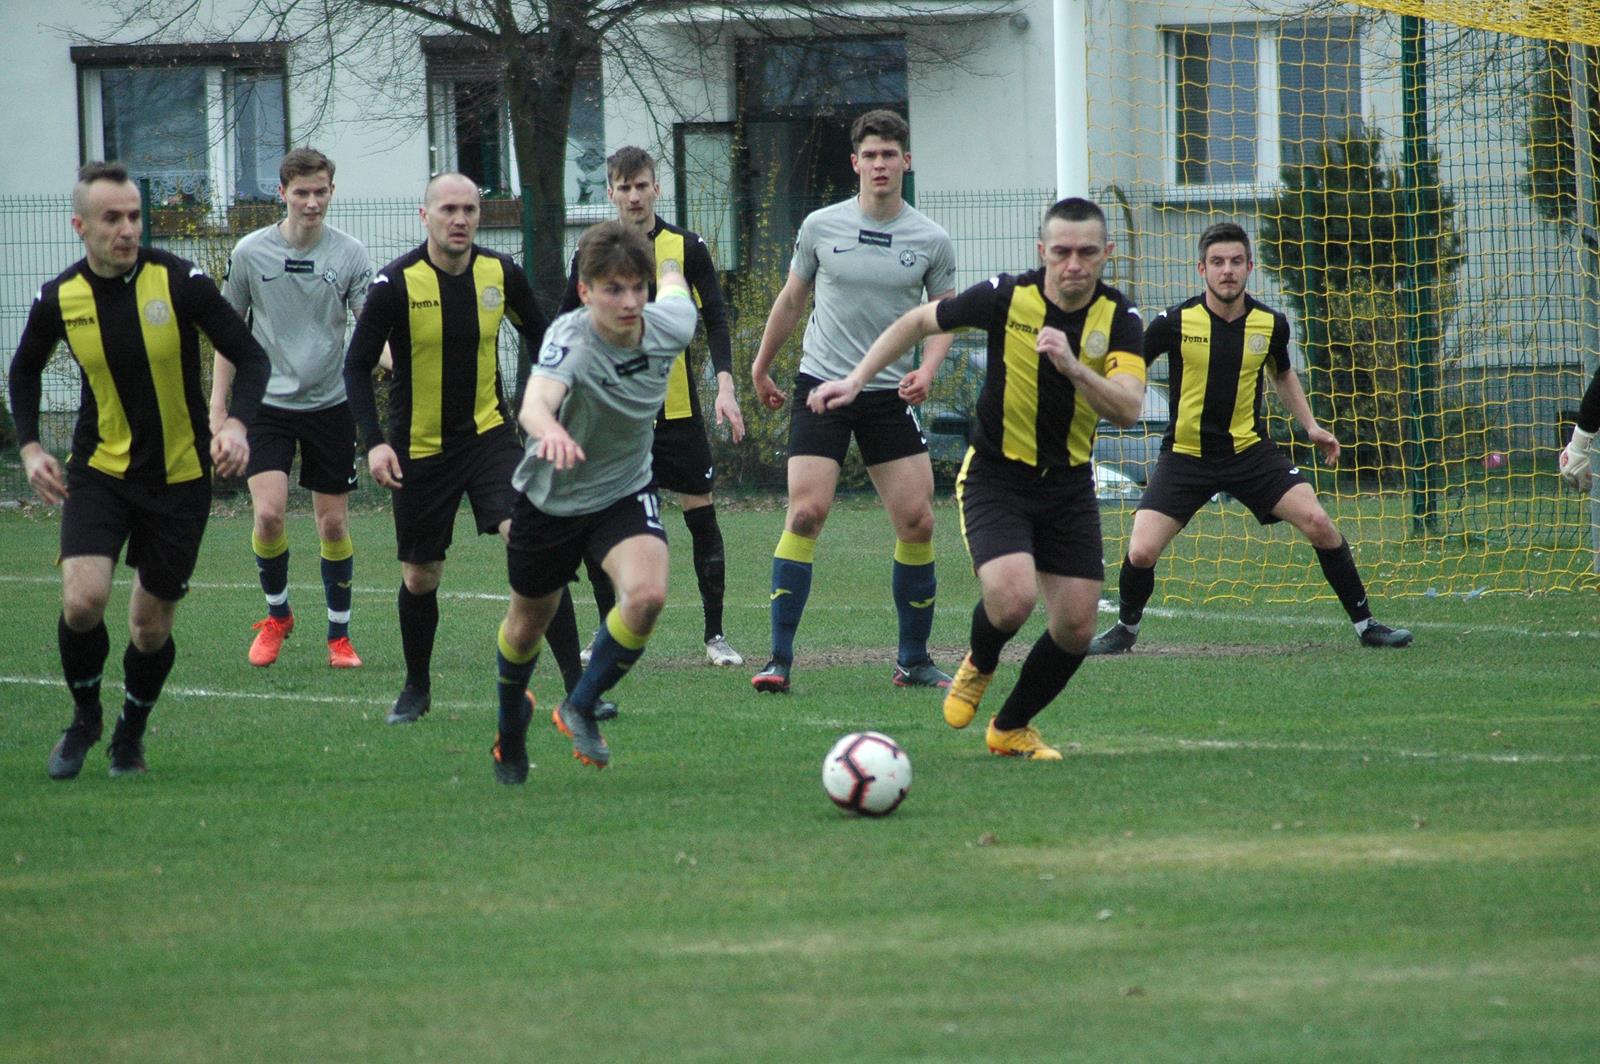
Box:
[0,574,1592,638]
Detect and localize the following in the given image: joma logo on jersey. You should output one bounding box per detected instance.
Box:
[1006,320,1039,338]
[411,298,441,310]
[62,315,96,328]
[1182,333,1208,344]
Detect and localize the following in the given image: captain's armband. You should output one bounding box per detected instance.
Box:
[1104,351,1147,382]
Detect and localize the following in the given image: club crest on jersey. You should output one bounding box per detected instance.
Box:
[899,249,917,267]
[1084,330,1109,357]
[142,299,172,326]
[480,285,503,308]
[1247,333,1269,354]
[322,268,340,286]
[539,343,569,367]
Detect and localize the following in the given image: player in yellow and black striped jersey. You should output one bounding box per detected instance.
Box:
[8,162,271,780]
[342,172,548,726]
[542,147,746,700]
[808,198,1147,760]
[1089,221,1412,655]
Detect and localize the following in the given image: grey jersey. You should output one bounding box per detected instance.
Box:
[224,223,372,411]
[790,198,956,390]
[513,295,699,516]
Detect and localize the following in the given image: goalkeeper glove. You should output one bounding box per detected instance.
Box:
[1560,426,1594,492]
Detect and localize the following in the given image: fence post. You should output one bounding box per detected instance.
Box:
[1400,14,1442,535]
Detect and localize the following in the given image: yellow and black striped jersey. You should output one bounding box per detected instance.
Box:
[344,244,546,459]
[935,270,1145,471]
[1143,293,1291,459]
[8,248,269,484]
[558,216,731,424]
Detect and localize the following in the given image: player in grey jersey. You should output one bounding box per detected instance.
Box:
[209,149,373,671]
[749,109,958,694]
[489,221,697,780]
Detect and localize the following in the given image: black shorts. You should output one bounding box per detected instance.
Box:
[1139,441,1309,526]
[788,373,928,467]
[955,448,1105,581]
[60,466,212,601]
[392,425,521,564]
[505,482,668,599]
[651,415,715,496]
[245,402,359,494]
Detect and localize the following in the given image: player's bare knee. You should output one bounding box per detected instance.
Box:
[128,613,174,652]
[895,506,934,544]
[1302,515,1341,550]
[315,512,348,543]
[987,589,1035,632]
[1125,537,1163,569]
[254,509,287,542]
[787,504,828,539]
[60,593,108,631]
[624,585,666,629]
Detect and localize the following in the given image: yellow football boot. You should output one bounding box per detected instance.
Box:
[985,717,1064,761]
[942,654,993,729]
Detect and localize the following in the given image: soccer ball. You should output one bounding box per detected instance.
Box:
[822,731,911,816]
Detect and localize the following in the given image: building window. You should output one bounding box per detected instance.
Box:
[424,39,604,208]
[1166,19,1361,190]
[734,35,908,267]
[74,43,288,206]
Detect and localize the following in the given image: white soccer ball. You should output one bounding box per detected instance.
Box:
[822,731,912,816]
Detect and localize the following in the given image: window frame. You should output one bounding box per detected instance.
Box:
[72,42,289,214]
[1161,19,1362,200]
[422,36,605,220]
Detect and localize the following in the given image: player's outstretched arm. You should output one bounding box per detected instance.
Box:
[1272,367,1340,467]
[520,376,584,470]
[751,270,812,410]
[809,303,945,414]
[897,289,958,405]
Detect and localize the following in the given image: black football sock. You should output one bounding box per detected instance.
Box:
[684,505,727,642]
[968,601,1017,674]
[1117,555,1156,628]
[1315,538,1373,623]
[992,631,1084,731]
[396,585,439,691]
[544,586,585,695]
[59,614,110,725]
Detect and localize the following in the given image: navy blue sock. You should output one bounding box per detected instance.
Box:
[253,529,291,619]
[495,623,539,733]
[321,535,354,640]
[769,530,815,663]
[892,539,937,666]
[569,610,647,711]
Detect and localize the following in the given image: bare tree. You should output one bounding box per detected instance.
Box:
[81,0,1006,308]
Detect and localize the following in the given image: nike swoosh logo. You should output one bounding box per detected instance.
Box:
[831,246,854,254]
[909,597,936,609]
[770,589,791,601]
[337,581,352,589]
[261,274,281,282]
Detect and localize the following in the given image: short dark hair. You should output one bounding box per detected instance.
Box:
[279,148,335,188]
[850,109,910,152]
[577,220,654,285]
[606,146,656,185]
[1198,222,1252,260]
[1039,197,1107,241]
[73,161,133,215]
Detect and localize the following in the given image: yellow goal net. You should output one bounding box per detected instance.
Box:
[1085,0,1600,601]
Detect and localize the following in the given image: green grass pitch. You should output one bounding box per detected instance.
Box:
[1,497,1596,1062]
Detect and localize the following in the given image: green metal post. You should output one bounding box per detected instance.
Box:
[516,183,537,404]
[1400,15,1443,534]
[139,178,153,248]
